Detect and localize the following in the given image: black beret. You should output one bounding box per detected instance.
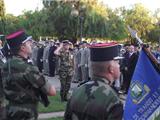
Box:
[6,30,32,48]
[90,42,123,62]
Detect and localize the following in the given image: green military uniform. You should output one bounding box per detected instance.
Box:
[0,51,6,120]
[2,55,50,120]
[59,49,73,101]
[0,68,6,120]
[65,76,123,120]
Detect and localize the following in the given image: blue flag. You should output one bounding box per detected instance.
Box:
[124,49,160,120]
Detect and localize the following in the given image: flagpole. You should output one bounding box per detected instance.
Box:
[127,26,160,72]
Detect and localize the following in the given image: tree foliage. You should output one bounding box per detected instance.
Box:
[2,1,159,43]
[41,0,127,41]
[148,8,160,43]
[4,14,20,34]
[123,3,154,42]
[0,0,5,33]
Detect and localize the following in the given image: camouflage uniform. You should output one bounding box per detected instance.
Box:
[0,68,6,120]
[64,76,123,120]
[1,55,50,120]
[59,50,73,101]
[0,50,6,120]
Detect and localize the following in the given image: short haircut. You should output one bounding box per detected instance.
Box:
[10,45,21,55]
[91,61,112,76]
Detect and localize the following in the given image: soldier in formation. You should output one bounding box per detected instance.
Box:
[65,42,124,120]
[54,40,73,101]
[1,30,56,120]
[0,39,6,120]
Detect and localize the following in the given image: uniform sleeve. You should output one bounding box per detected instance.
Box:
[106,103,124,120]
[24,65,47,90]
[40,80,51,94]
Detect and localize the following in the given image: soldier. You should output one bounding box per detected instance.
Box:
[54,40,73,101]
[43,41,51,75]
[37,43,44,72]
[48,42,57,77]
[72,44,80,83]
[79,41,89,81]
[0,39,6,63]
[0,39,6,120]
[154,45,160,63]
[1,30,56,120]
[64,42,124,120]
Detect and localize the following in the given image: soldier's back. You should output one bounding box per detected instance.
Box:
[66,76,123,120]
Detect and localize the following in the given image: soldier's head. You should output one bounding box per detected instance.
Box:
[156,45,160,52]
[79,41,88,48]
[0,34,5,48]
[6,29,33,58]
[129,45,135,53]
[90,42,123,84]
[0,39,2,48]
[62,40,71,50]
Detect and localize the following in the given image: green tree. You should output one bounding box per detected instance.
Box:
[82,0,109,38]
[148,28,160,43]
[18,10,50,39]
[42,0,78,40]
[124,3,154,42]
[3,0,159,43]
[148,8,160,43]
[4,14,20,34]
[106,9,127,40]
[42,0,127,41]
[0,0,5,34]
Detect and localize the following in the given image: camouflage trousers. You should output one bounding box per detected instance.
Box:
[59,73,72,101]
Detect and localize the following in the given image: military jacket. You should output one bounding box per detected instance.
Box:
[0,68,5,108]
[59,49,73,76]
[2,55,47,119]
[65,76,123,120]
[0,49,6,109]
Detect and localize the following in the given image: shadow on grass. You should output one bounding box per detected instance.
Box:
[38,92,67,113]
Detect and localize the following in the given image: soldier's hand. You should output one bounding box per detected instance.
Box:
[60,43,63,48]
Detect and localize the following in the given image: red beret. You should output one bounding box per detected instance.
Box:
[6,30,32,48]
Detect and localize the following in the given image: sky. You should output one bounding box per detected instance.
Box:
[102,0,160,12]
[4,0,43,16]
[4,0,160,16]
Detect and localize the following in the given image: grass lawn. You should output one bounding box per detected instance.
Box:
[45,117,63,120]
[38,92,67,113]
